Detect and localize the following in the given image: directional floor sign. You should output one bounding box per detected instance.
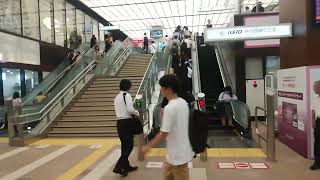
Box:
[146,162,164,168]
[218,163,235,169]
[234,162,250,169]
[249,163,269,169]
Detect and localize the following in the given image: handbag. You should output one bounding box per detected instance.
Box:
[123,93,143,135]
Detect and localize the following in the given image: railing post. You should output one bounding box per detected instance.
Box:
[266,95,276,161]
[197,93,207,161]
[8,104,25,146]
[135,95,145,161]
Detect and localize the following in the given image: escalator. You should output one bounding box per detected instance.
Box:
[194,38,255,148]
[7,39,130,141]
[197,44,225,128]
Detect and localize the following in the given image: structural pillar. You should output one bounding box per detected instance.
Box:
[280,0,320,68]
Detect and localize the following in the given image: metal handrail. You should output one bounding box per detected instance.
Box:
[255,106,268,142]
[254,106,276,161]
[21,43,94,105]
[134,53,156,102]
[192,38,202,95]
[112,44,132,67]
[14,61,96,120]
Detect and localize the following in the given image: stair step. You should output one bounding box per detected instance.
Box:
[95,77,143,81]
[48,130,118,134]
[68,107,115,111]
[47,133,118,137]
[81,92,137,98]
[57,121,117,126]
[76,98,115,103]
[64,111,116,116]
[61,116,116,121]
[93,80,141,84]
[73,102,114,107]
[85,89,138,94]
[89,84,139,88]
[52,126,117,132]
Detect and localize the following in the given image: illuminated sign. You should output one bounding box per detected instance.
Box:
[204,23,292,42]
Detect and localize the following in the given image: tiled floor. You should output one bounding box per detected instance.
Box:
[0,133,319,180]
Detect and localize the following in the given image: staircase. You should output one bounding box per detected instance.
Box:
[47,54,152,137]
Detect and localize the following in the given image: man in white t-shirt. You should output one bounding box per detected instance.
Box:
[142,75,194,180]
[311,80,320,170]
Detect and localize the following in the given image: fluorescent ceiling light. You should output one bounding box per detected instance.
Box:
[79,0,279,38]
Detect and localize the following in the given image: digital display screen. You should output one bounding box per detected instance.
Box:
[315,0,320,24]
[150,30,163,38]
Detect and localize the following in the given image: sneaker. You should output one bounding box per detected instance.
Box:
[125,166,138,173]
[310,163,320,170]
[113,168,128,177]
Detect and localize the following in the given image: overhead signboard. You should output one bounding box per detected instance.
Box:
[100,25,120,31]
[204,23,292,42]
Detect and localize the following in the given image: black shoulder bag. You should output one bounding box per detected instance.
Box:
[123,93,143,135]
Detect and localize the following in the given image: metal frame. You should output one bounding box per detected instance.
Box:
[255,106,276,161]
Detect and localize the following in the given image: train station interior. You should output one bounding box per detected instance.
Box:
[0,0,320,179]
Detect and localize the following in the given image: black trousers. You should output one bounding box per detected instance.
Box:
[315,118,320,163]
[115,119,134,170]
[143,44,148,54]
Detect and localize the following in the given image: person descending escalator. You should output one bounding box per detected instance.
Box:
[171,36,180,74]
[104,33,113,54]
[67,50,75,65]
[90,35,97,48]
[217,86,238,128]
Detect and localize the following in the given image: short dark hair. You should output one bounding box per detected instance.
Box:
[159,75,180,93]
[13,92,20,99]
[120,79,132,91]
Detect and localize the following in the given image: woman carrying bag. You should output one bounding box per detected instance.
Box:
[113,79,143,177]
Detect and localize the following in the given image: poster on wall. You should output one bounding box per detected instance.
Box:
[277,66,320,159]
[308,67,320,158]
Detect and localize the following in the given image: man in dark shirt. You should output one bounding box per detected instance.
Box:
[143,33,149,54]
[90,35,97,48]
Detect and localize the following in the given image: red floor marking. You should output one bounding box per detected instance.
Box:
[234,162,250,169]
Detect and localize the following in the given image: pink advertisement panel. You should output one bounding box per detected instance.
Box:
[278,66,320,159]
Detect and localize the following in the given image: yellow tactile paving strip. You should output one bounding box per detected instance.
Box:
[146,148,266,158]
[0,137,266,180]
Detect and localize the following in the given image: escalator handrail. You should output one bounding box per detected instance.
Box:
[192,37,202,95]
[15,61,97,120]
[21,43,92,106]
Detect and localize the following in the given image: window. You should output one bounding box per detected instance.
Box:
[21,0,40,39]
[99,23,105,41]
[2,68,21,100]
[84,15,92,42]
[92,19,99,39]
[66,3,76,49]
[25,70,39,94]
[39,0,54,43]
[0,0,21,34]
[54,0,66,47]
[76,9,85,45]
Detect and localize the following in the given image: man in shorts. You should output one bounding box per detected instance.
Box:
[142,75,194,180]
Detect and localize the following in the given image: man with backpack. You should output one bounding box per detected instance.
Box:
[142,75,193,180]
[171,36,180,74]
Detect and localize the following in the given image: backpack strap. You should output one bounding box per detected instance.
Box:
[123,93,127,105]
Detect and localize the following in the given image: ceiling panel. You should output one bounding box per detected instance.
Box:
[80,0,279,39]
